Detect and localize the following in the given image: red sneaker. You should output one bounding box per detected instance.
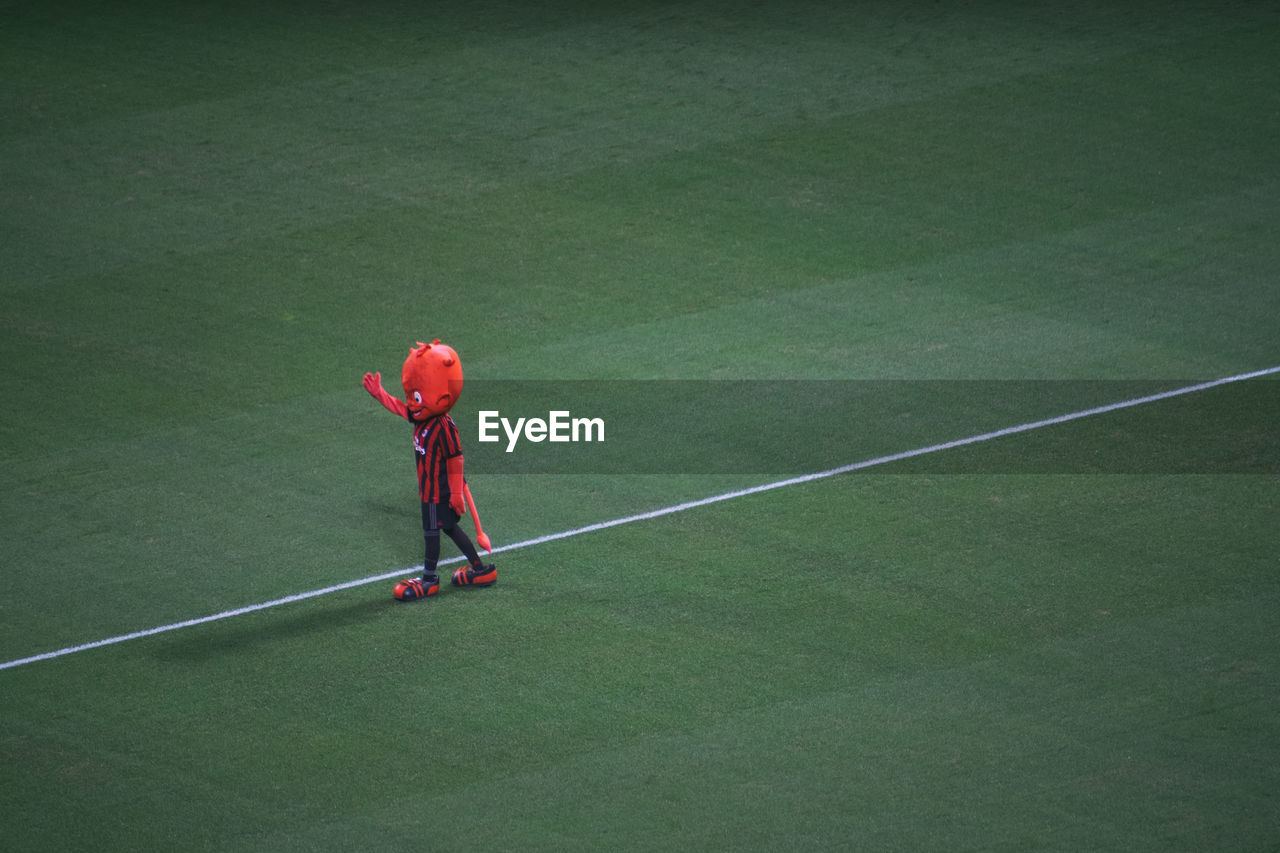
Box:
[393,575,439,601]
[451,563,497,588]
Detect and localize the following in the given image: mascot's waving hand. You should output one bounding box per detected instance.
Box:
[363,339,494,601]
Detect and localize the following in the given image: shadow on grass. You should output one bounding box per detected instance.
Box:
[149,595,396,663]
[146,574,514,664]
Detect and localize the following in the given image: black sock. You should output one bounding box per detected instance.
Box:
[445,525,483,567]
[423,531,441,578]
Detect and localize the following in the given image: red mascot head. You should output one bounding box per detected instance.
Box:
[401,339,463,421]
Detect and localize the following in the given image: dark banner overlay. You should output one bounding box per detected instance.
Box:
[444,380,1278,475]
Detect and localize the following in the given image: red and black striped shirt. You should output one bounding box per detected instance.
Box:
[412,414,462,504]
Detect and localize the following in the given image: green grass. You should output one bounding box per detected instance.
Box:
[2,0,1278,850]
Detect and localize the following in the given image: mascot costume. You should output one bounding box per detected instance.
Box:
[363,340,494,600]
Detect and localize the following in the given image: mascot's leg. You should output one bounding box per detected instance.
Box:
[444,525,482,568]
[394,503,444,601]
[394,504,495,599]
[444,523,496,588]
[423,530,442,582]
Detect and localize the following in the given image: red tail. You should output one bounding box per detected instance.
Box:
[463,483,492,553]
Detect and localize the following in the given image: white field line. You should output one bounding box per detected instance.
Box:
[3,365,1277,673]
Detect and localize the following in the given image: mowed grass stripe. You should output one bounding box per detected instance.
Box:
[6,472,1275,851]
[4,365,1275,672]
[7,4,1273,289]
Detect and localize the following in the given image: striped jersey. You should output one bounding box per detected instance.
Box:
[412,414,463,504]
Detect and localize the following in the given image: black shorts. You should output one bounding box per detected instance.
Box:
[422,501,461,533]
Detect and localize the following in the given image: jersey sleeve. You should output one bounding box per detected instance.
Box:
[440,415,463,457]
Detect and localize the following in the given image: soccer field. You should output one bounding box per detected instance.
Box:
[3,1,1278,849]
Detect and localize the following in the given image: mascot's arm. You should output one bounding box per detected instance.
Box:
[446,454,467,516]
[362,371,409,419]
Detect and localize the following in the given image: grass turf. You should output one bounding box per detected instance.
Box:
[2,0,1278,849]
